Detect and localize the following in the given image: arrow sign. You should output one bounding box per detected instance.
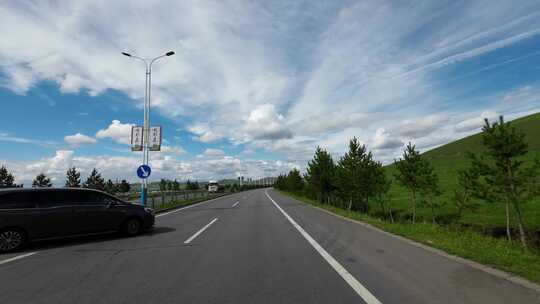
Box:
[137,165,151,179]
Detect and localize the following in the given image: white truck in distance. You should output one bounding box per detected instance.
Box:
[208,180,219,193]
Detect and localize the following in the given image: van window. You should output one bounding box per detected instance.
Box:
[38,190,73,208]
[70,191,109,205]
[0,192,37,209]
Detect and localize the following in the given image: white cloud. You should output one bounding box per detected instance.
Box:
[244,104,292,141]
[64,133,97,146]
[0,133,57,147]
[292,112,376,135]
[203,148,225,157]
[393,114,450,139]
[454,110,499,132]
[95,120,133,145]
[188,124,224,143]
[371,129,403,150]
[161,145,186,155]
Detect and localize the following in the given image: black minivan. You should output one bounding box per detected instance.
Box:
[0,188,154,252]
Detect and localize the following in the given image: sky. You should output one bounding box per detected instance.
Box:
[1,0,540,186]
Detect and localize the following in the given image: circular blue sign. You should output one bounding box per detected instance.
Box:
[137,165,151,179]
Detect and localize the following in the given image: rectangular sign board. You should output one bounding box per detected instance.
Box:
[131,126,143,151]
[149,126,162,151]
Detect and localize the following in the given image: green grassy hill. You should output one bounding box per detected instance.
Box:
[385,112,540,232]
[423,112,540,161]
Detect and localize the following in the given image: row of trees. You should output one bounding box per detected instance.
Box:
[1,166,261,195]
[156,179,265,192]
[275,116,539,248]
[159,179,181,191]
[275,138,391,215]
[64,167,130,194]
[0,166,130,194]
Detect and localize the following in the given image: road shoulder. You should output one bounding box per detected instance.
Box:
[271,189,540,295]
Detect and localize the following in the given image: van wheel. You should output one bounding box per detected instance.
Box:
[0,229,26,253]
[122,218,142,236]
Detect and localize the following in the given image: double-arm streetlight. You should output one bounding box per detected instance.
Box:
[122,50,175,205]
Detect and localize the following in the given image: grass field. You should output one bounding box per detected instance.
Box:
[384,112,540,233]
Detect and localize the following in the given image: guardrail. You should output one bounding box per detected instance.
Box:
[117,190,226,209]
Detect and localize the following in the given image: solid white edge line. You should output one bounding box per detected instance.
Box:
[184,218,219,244]
[156,195,231,218]
[232,201,239,208]
[0,252,37,265]
[265,190,382,304]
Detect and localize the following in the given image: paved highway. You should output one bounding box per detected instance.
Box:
[1,188,539,303]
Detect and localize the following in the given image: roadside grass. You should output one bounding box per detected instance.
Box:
[279,190,540,285]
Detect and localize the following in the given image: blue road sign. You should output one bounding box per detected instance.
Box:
[137,165,151,179]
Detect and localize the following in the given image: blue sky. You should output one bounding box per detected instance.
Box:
[1,0,540,185]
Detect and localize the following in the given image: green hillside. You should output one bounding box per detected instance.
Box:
[423,111,540,162]
[385,112,540,232]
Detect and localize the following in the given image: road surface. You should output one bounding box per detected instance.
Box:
[1,188,539,303]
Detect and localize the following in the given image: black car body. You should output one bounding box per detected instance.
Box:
[0,188,154,252]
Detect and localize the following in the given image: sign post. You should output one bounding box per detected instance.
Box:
[137,165,151,204]
[131,126,143,151]
[149,126,162,151]
[122,50,174,206]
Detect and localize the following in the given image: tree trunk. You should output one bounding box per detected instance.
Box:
[412,189,417,224]
[388,208,394,223]
[430,196,437,224]
[512,201,528,248]
[366,196,370,214]
[348,196,353,210]
[506,161,527,248]
[505,202,511,242]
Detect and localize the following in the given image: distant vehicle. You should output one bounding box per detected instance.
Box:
[208,180,219,193]
[0,188,155,252]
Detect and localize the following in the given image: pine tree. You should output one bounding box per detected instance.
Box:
[105,179,116,194]
[467,116,540,247]
[173,179,180,191]
[286,169,304,192]
[274,174,287,190]
[159,179,167,191]
[419,171,443,224]
[32,173,52,188]
[0,165,16,188]
[335,138,378,212]
[394,142,434,224]
[118,180,131,193]
[65,167,81,188]
[372,162,393,221]
[452,165,481,222]
[305,147,335,203]
[83,168,106,191]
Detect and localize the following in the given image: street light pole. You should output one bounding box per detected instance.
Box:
[122,50,175,205]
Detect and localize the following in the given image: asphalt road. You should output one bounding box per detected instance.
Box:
[1,188,539,303]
